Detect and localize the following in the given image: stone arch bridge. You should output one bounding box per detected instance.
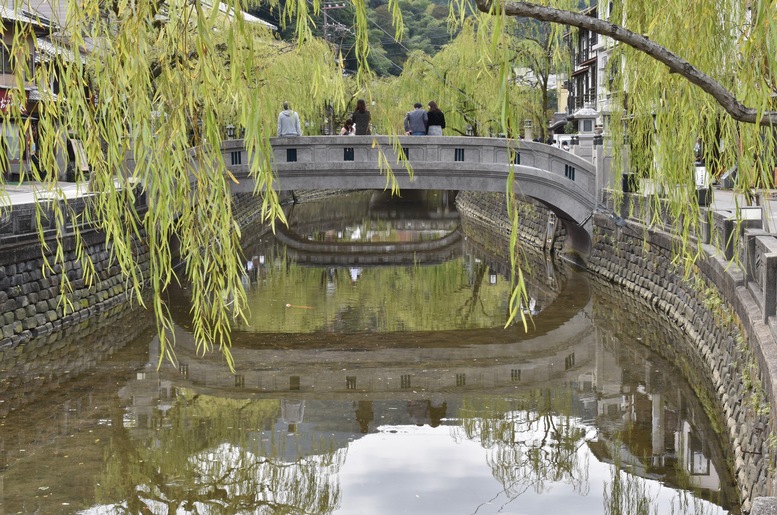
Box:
[220,136,598,257]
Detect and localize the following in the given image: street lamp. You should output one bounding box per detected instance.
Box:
[466,124,474,136]
[226,125,235,139]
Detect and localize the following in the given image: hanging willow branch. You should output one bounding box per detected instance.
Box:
[475,0,777,126]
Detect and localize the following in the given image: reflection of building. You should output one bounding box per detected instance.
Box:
[587,332,728,502]
[282,399,305,433]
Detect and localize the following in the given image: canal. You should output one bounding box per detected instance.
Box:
[0,191,738,514]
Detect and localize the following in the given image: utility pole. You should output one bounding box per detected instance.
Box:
[322,2,347,43]
[321,2,348,135]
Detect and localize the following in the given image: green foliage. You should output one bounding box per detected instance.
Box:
[1,0,349,367]
[370,17,535,137]
[605,0,777,247]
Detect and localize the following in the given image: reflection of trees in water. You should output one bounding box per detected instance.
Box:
[457,391,592,502]
[234,253,514,332]
[98,392,344,513]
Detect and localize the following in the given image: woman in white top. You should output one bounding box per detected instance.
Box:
[340,118,355,136]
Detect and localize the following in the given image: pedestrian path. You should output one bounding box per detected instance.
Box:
[1,181,88,207]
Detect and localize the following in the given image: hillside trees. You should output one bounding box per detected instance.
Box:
[253,0,463,76]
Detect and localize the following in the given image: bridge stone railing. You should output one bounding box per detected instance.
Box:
[219,136,597,228]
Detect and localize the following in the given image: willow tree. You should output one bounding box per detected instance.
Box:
[3,0,775,366]
[508,16,568,142]
[472,0,777,254]
[1,0,348,368]
[370,20,531,137]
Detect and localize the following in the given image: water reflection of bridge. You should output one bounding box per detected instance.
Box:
[168,271,593,398]
[273,223,463,267]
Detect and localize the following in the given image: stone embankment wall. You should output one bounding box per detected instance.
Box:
[0,229,149,349]
[456,191,567,257]
[457,190,775,513]
[0,302,154,417]
[590,214,773,511]
[0,190,280,353]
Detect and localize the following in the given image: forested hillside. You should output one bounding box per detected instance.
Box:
[249,0,472,75]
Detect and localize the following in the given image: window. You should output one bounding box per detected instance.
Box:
[0,46,12,75]
[286,148,297,162]
[401,374,411,388]
[0,45,34,77]
[343,147,354,161]
[289,376,300,390]
[230,151,241,165]
[454,148,465,161]
[2,124,20,161]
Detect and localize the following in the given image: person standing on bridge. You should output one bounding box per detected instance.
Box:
[277,101,302,137]
[404,103,428,136]
[352,99,371,135]
[426,101,445,136]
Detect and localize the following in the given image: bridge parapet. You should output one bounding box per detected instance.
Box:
[222,136,594,192]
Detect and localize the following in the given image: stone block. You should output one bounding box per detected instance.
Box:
[751,498,777,515]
